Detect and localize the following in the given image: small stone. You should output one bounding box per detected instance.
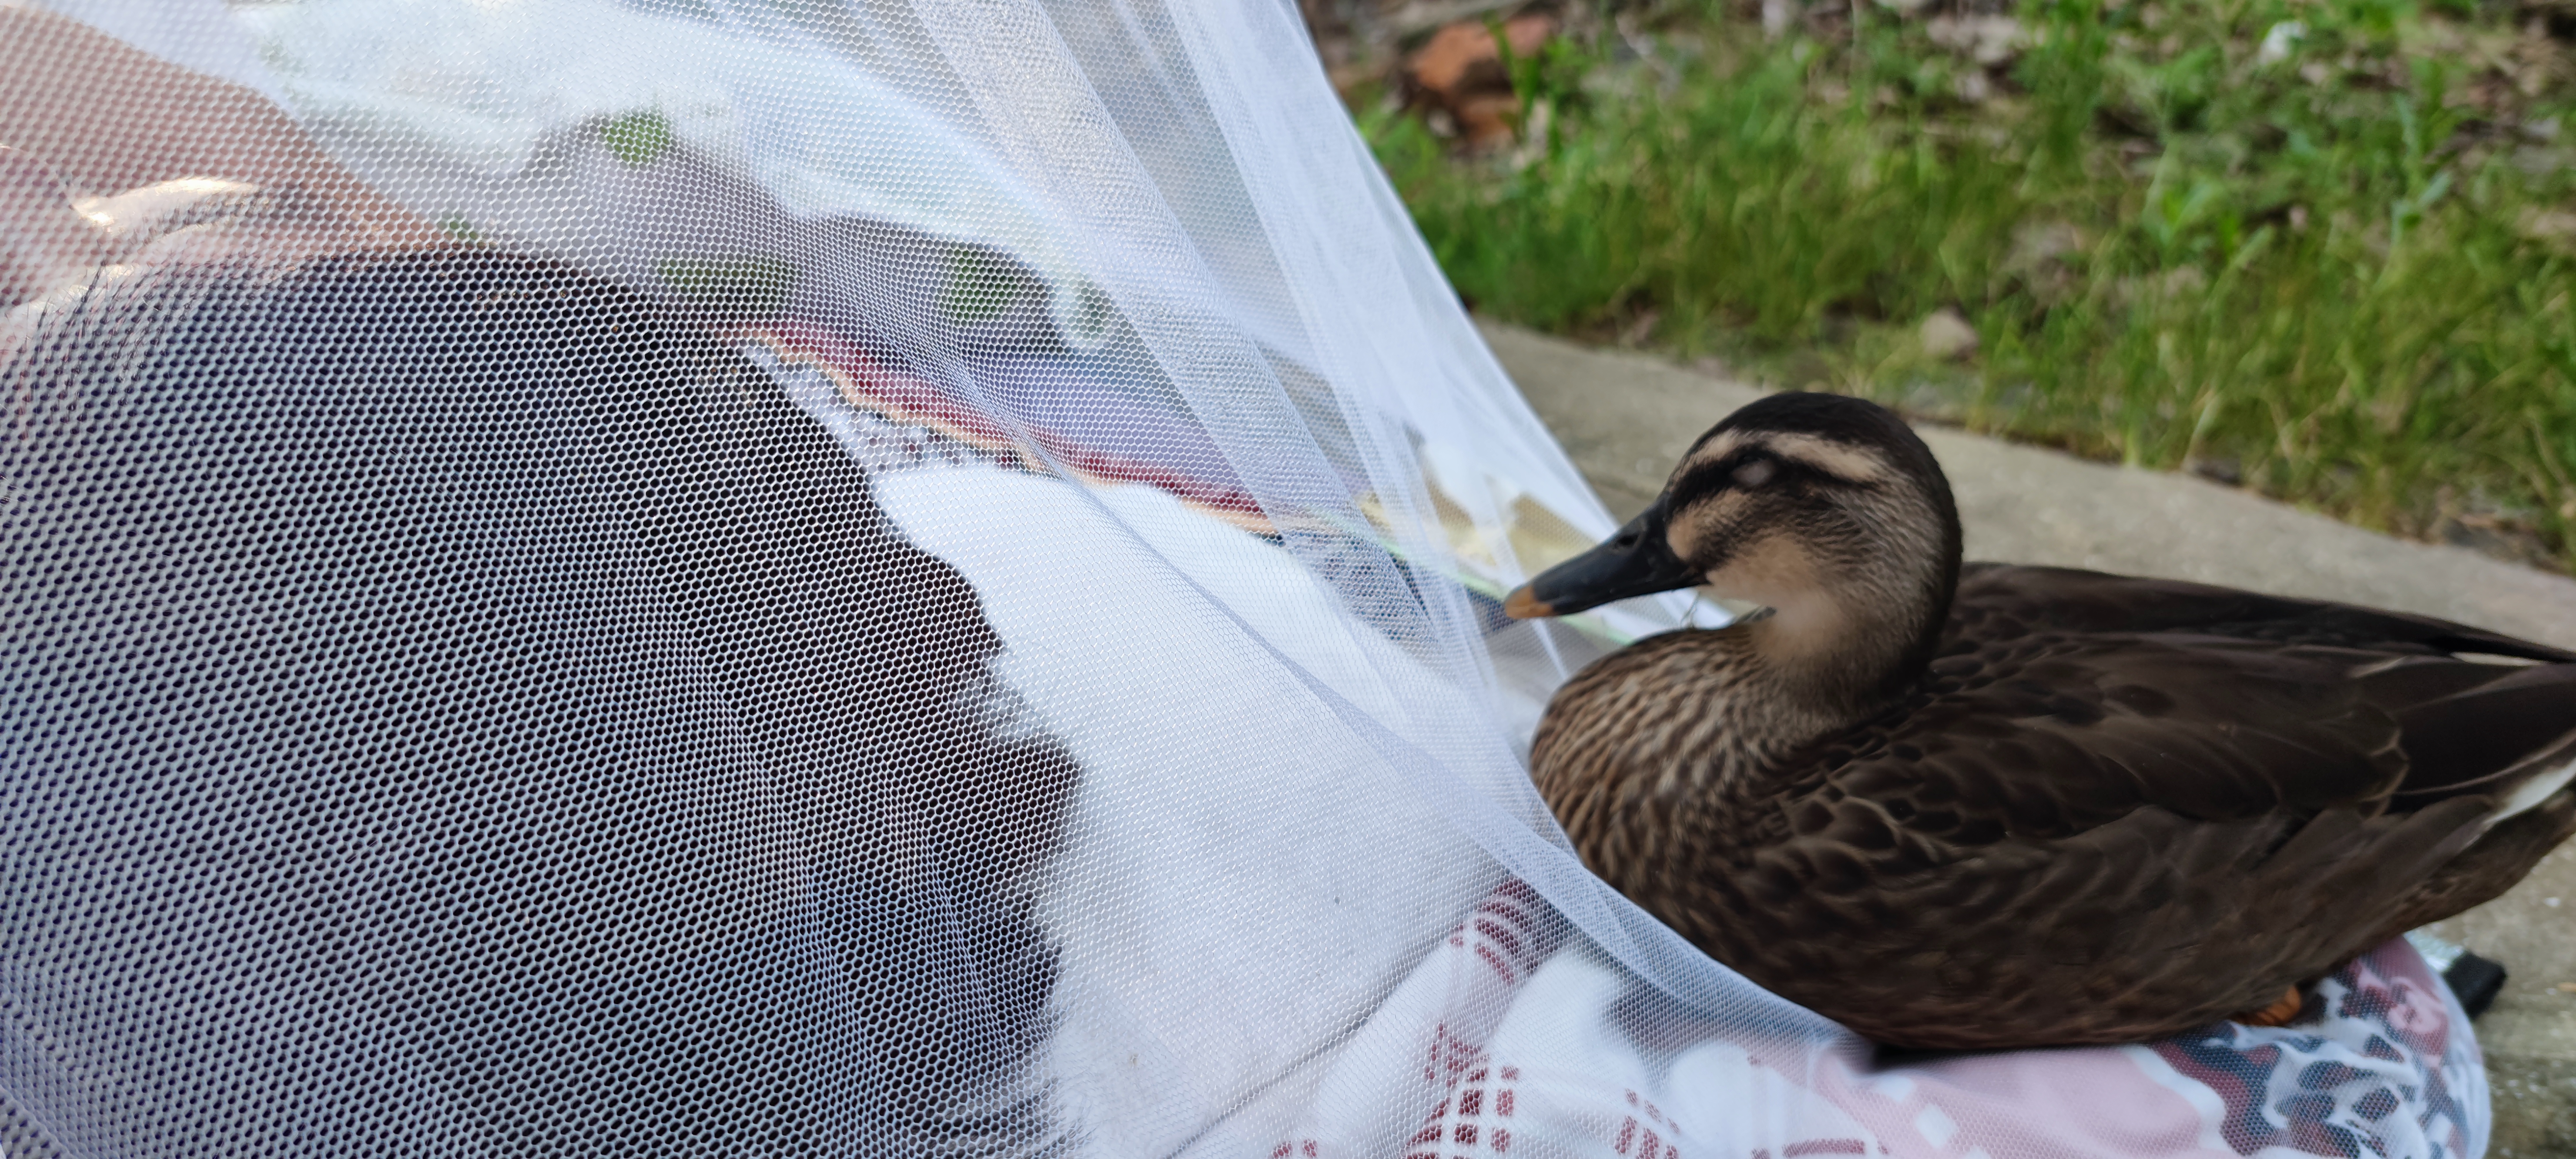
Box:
[2517,208,2576,254]
[1918,308,1979,361]
[2006,221,2082,271]
[2257,20,2305,66]
[1761,0,1797,38]
[1926,15,2025,66]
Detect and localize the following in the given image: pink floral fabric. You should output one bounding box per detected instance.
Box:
[1266,883,2486,1159]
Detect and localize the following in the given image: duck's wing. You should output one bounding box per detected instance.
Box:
[1773,624,2574,1040]
[1941,564,2576,816]
[1802,586,2574,938]
[1952,562,2576,662]
[1816,631,2427,842]
[1713,568,2576,1046]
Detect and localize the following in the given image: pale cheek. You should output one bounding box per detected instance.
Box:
[1700,536,1817,604]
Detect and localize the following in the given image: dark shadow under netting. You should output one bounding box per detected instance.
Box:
[4,249,1077,1155]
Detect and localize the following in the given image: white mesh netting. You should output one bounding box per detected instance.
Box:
[1,3,2490,1157]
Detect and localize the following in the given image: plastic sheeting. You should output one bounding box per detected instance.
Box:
[1,3,2488,1156]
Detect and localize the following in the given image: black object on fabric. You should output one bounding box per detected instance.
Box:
[3,250,1077,1154]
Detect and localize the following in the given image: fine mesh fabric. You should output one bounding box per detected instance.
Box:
[1,4,2491,1158]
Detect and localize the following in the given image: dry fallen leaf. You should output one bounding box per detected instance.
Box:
[1404,15,1557,149]
[1407,16,1556,101]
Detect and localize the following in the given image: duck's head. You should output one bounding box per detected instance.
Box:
[1506,392,1962,703]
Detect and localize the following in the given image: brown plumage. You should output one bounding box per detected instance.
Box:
[1505,392,2576,1051]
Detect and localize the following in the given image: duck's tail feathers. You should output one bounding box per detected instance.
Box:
[2388,660,2576,819]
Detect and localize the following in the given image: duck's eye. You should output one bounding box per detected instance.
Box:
[1731,457,1777,489]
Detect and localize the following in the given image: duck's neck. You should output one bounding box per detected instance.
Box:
[1531,584,1948,869]
[1737,580,1939,724]
[1553,583,1943,796]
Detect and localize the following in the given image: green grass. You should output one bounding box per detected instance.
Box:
[1365,0,2576,568]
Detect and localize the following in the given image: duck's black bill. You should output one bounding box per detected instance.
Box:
[1502,503,1698,619]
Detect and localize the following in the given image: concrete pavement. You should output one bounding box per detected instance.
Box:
[1484,320,2576,1156]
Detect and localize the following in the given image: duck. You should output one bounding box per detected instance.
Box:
[1502,391,2576,1051]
